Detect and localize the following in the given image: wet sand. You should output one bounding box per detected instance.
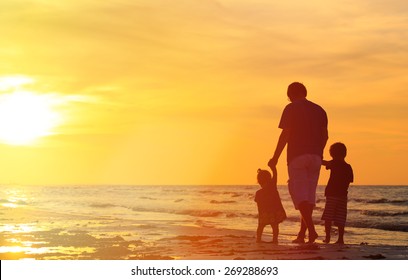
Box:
[1,222,407,260]
[1,203,407,260]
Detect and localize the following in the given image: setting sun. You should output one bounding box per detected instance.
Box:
[0,0,408,268]
[0,91,61,145]
[0,0,407,186]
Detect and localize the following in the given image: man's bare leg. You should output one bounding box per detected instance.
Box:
[292,217,307,243]
[298,201,318,243]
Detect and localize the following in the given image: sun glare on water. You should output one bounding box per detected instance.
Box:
[0,77,62,146]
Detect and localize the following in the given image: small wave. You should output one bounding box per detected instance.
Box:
[319,198,408,205]
[348,221,408,232]
[0,199,28,206]
[139,196,157,200]
[374,224,408,232]
[222,191,243,197]
[160,235,210,241]
[351,198,408,205]
[361,210,408,217]
[198,190,217,194]
[136,224,158,229]
[2,199,27,204]
[174,199,184,203]
[176,210,223,217]
[195,220,216,228]
[226,213,257,219]
[90,203,116,208]
[160,188,184,193]
[130,206,224,218]
[210,200,237,204]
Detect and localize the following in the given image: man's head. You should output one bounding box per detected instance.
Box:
[287,82,307,101]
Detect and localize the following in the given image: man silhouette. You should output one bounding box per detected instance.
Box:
[268,82,328,243]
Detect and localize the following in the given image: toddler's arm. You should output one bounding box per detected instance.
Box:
[269,165,277,187]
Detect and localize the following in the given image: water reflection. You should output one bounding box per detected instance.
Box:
[0,224,37,233]
[2,187,29,208]
[0,246,49,254]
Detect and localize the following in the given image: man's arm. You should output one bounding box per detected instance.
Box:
[322,126,328,151]
[268,128,290,168]
[320,125,329,170]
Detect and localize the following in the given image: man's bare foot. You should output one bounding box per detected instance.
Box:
[307,232,318,244]
[292,237,305,244]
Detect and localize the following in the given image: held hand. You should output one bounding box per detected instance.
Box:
[269,164,277,174]
[268,157,278,168]
[322,159,332,169]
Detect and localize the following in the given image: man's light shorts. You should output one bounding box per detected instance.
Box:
[288,154,322,210]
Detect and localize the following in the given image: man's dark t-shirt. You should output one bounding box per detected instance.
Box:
[325,160,354,198]
[279,99,328,164]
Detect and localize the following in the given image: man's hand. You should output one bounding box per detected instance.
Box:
[322,160,332,169]
[269,129,289,169]
[268,156,278,168]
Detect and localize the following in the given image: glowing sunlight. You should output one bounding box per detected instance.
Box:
[0,91,61,145]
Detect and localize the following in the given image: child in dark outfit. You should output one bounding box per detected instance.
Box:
[255,166,287,243]
[321,142,354,244]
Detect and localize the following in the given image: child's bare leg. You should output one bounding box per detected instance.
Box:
[271,223,279,244]
[256,224,265,243]
[323,221,331,243]
[335,225,345,244]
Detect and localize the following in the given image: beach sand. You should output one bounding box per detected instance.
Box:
[1,203,407,260]
[1,222,407,260]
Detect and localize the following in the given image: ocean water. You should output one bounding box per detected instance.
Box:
[0,185,407,258]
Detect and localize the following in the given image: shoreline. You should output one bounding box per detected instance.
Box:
[1,186,407,260]
[1,224,407,260]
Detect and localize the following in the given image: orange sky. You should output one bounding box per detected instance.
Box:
[0,0,407,185]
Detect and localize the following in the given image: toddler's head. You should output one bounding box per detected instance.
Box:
[257,168,272,187]
[329,142,347,160]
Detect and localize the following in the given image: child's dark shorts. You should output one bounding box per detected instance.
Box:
[321,196,347,226]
